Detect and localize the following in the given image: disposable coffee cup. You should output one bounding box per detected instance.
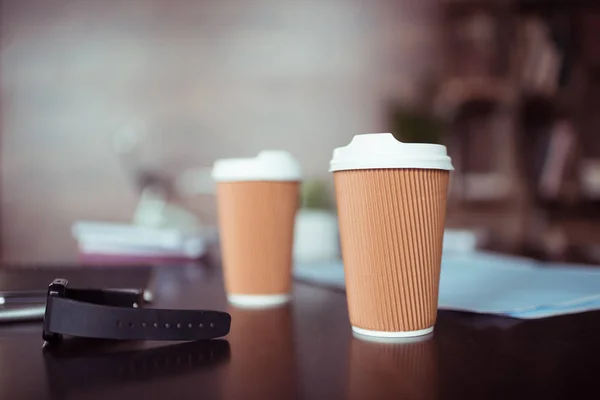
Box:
[330,133,453,338]
[212,151,301,308]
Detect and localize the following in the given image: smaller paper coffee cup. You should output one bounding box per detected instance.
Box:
[330,133,453,338]
[212,151,301,308]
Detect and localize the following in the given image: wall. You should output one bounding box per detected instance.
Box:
[0,0,440,262]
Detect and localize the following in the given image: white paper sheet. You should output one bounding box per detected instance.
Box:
[293,251,600,319]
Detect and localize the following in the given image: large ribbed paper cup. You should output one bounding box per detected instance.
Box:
[212,151,301,308]
[330,133,453,338]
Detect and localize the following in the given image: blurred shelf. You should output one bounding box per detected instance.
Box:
[537,201,600,219]
[442,0,511,10]
[442,0,600,14]
[516,0,600,13]
[451,173,514,202]
[435,77,516,115]
[442,5,508,20]
[519,94,560,127]
[580,159,600,199]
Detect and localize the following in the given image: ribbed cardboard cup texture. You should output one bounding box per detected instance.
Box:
[330,134,453,337]
[212,151,302,308]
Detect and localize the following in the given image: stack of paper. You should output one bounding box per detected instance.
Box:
[294,251,600,319]
[72,221,209,261]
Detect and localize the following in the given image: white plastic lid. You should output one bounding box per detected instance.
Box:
[212,150,302,182]
[329,133,454,172]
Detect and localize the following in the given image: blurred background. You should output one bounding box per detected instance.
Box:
[1,0,599,265]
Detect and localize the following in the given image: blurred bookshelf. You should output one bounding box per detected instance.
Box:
[438,0,600,263]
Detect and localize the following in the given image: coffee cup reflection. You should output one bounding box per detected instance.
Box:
[224,304,297,399]
[348,333,438,400]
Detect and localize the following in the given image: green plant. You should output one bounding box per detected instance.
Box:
[301,180,332,210]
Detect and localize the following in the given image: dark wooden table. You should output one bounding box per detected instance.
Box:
[0,264,598,399]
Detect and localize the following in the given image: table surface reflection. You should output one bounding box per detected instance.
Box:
[0,264,598,400]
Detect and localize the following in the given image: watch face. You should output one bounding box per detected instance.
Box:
[48,279,68,295]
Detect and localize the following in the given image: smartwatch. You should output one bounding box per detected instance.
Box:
[43,278,231,344]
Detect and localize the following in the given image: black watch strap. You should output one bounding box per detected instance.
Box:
[44,296,231,341]
[65,288,143,308]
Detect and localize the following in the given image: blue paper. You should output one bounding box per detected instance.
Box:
[293,251,600,319]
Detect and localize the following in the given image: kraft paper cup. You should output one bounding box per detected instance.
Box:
[330,133,453,338]
[212,151,301,308]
